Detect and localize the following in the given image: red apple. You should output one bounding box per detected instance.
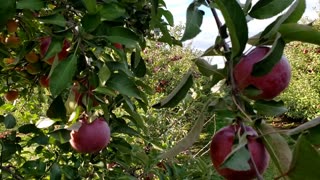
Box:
[39,75,50,88]
[5,35,20,48]
[6,20,18,33]
[4,90,19,101]
[40,37,70,65]
[69,117,111,153]
[25,51,39,63]
[113,43,123,49]
[210,125,269,180]
[233,46,291,100]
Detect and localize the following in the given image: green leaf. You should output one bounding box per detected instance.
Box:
[278,23,320,45]
[0,0,15,28]
[81,0,97,14]
[50,163,62,180]
[93,87,117,97]
[81,13,101,32]
[159,101,209,159]
[99,3,126,21]
[49,129,71,143]
[221,146,251,171]
[180,2,204,42]
[251,34,285,77]
[106,71,143,100]
[131,52,146,78]
[159,8,174,26]
[28,135,49,145]
[153,70,193,108]
[287,135,320,179]
[17,0,44,10]
[50,55,77,97]
[46,95,67,120]
[194,58,226,78]
[43,38,62,61]
[98,64,111,86]
[215,0,248,59]
[303,125,320,146]
[18,124,41,134]
[106,27,140,48]
[249,0,294,19]
[38,14,66,27]
[4,114,16,129]
[255,121,292,175]
[253,100,288,116]
[260,0,300,40]
[283,0,306,23]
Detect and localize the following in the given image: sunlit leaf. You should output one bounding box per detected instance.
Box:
[36,117,55,128]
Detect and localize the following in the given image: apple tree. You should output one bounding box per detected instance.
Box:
[1,0,320,179]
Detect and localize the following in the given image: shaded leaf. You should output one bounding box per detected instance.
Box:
[287,135,320,180]
[106,27,140,48]
[249,0,294,19]
[159,8,174,26]
[153,70,193,108]
[100,3,126,21]
[81,13,101,32]
[38,14,66,27]
[194,58,226,78]
[180,2,204,42]
[0,0,15,28]
[50,55,77,97]
[215,0,248,59]
[4,114,16,129]
[253,100,288,116]
[18,124,41,134]
[17,0,44,10]
[107,71,144,100]
[46,96,67,120]
[255,121,292,175]
[50,163,62,180]
[81,0,97,14]
[251,34,285,77]
[49,129,71,143]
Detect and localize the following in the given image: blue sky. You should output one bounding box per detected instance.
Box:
[164,0,320,50]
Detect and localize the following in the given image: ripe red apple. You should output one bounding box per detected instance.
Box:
[40,37,70,65]
[39,75,50,88]
[4,90,19,101]
[233,46,291,100]
[210,125,269,180]
[69,117,111,153]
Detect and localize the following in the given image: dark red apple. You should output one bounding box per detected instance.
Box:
[69,117,111,153]
[6,19,18,33]
[233,46,291,100]
[40,37,70,65]
[4,90,19,101]
[39,75,50,88]
[210,125,269,180]
[113,43,123,49]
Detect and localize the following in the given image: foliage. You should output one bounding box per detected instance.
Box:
[0,0,320,179]
[281,19,320,120]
